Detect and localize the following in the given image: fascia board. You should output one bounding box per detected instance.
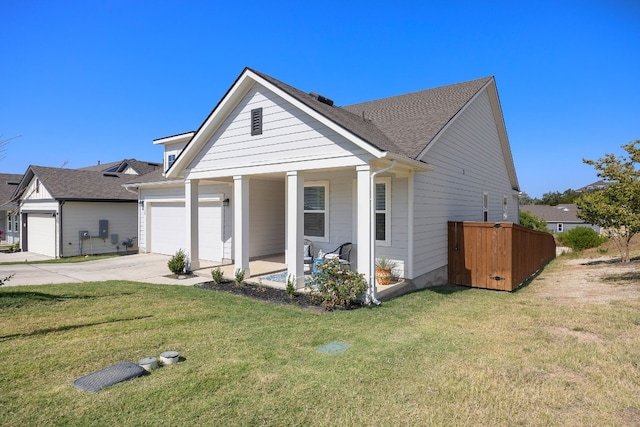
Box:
[165,72,255,178]
[153,132,195,145]
[248,70,385,159]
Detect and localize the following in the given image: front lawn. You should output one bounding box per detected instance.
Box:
[1,279,639,426]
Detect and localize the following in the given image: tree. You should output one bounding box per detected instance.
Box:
[577,140,640,263]
[520,210,549,232]
[518,192,536,205]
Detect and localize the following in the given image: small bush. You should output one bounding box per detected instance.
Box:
[306,258,367,309]
[286,275,296,300]
[557,227,607,251]
[211,267,224,284]
[167,249,188,274]
[234,268,245,286]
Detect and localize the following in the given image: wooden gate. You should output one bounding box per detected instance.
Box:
[448,221,556,291]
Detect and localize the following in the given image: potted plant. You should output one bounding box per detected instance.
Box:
[375,256,397,286]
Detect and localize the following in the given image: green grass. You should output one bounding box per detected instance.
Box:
[2,280,640,426]
[0,254,119,266]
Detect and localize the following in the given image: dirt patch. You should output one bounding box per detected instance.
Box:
[530,257,640,305]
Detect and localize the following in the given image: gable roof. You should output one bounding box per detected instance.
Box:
[520,204,583,223]
[165,67,517,190]
[0,173,23,208]
[13,166,137,202]
[80,159,162,175]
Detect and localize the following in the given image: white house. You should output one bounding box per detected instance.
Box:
[126,68,519,301]
[11,161,160,257]
[0,173,22,245]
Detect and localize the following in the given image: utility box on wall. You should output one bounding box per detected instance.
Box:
[99,220,108,239]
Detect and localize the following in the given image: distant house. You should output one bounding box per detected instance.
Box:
[126,67,520,295]
[520,204,599,234]
[0,173,23,245]
[10,159,161,257]
[576,180,610,192]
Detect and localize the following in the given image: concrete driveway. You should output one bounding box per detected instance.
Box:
[0,252,215,287]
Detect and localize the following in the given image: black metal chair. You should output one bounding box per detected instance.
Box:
[323,242,352,266]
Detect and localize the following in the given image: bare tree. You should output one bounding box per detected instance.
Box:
[0,134,21,161]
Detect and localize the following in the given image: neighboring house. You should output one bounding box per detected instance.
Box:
[520,204,600,234]
[10,162,150,257]
[125,67,520,295]
[0,173,23,244]
[576,180,610,192]
[79,158,162,175]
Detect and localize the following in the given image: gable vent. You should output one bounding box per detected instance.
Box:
[251,108,263,136]
[309,92,334,107]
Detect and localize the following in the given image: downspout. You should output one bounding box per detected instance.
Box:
[59,200,65,258]
[367,160,397,305]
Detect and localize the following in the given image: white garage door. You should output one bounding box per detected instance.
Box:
[27,213,56,257]
[149,201,222,261]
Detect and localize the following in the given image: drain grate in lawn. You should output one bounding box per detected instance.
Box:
[317,341,351,354]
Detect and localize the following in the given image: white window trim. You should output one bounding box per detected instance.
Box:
[376,177,391,246]
[483,192,489,222]
[557,223,564,233]
[6,214,11,232]
[502,195,508,220]
[304,181,329,242]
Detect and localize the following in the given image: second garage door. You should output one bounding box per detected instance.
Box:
[149,201,222,261]
[27,213,57,257]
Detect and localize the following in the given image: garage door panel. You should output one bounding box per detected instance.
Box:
[28,214,56,257]
[149,202,222,261]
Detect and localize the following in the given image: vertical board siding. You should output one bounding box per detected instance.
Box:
[448,221,556,291]
[188,84,366,173]
[61,202,138,257]
[413,90,518,278]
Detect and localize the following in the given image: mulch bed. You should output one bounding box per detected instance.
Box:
[195,280,364,311]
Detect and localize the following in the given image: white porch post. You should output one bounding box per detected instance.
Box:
[286,171,305,289]
[356,165,373,298]
[185,179,200,270]
[233,175,250,278]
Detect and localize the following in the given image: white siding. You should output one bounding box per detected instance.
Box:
[188,84,368,176]
[413,89,518,278]
[165,141,187,170]
[248,179,285,257]
[23,177,52,200]
[60,202,138,257]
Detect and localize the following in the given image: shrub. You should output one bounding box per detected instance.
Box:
[167,249,188,274]
[234,268,245,286]
[557,227,607,251]
[286,275,296,300]
[306,258,368,309]
[211,267,224,284]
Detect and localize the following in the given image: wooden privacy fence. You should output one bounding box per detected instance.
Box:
[448,221,556,291]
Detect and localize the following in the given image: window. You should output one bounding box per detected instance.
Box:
[7,214,12,232]
[304,182,328,240]
[376,177,391,245]
[251,108,263,136]
[167,154,176,168]
[502,196,508,220]
[14,214,18,232]
[557,223,563,233]
[483,193,489,222]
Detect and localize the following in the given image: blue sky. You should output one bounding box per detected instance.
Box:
[1,0,638,198]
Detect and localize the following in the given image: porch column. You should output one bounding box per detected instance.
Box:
[233,175,250,278]
[286,171,305,289]
[185,179,200,270]
[356,166,373,293]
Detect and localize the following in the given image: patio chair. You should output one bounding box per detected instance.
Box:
[323,242,352,266]
[303,239,314,267]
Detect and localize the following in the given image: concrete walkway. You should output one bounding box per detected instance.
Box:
[0,252,215,287]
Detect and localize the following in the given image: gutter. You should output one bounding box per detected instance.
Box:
[366,160,397,305]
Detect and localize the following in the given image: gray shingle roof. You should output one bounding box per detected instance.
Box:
[520,204,582,223]
[80,159,162,175]
[0,173,22,207]
[251,68,492,160]
[25,166,137,201]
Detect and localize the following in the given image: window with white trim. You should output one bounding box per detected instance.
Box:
[503,196,508,220]
[304,182,328,240]
[376,177,391,245]
[167,154,176,168]
[483,193,489,222]
[14,214,18,232]
[7,214,11,232]
[557,223,563,233]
